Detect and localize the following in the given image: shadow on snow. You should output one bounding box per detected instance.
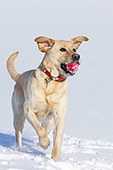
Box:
[0,132,45,156]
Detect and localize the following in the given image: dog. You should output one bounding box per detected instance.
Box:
[7,36,89,161]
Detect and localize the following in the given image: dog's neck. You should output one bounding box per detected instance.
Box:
[38,63,67,83]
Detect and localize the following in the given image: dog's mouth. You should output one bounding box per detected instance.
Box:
[60,62,80,76]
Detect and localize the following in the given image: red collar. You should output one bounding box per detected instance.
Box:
[39,64,66,83]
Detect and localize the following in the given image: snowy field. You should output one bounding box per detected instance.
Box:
[0,130,113,170]
[0,0,113,169]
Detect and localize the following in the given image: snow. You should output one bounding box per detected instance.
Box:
[0,130,113,170]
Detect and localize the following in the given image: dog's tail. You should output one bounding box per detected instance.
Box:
[7,52,21,82]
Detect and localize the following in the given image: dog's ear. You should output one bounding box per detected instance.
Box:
[71,36,89,50]
[34,36,55,52]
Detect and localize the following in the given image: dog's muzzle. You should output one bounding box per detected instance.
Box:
[60,62,79,75]
[61,53,80,76]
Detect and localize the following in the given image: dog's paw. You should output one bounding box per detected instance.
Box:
[39,135,50,149]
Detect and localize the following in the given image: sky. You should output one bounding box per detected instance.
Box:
[0,0,113,142]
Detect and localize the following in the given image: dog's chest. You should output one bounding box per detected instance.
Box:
[32,80,68,121]
[45,81,67,102]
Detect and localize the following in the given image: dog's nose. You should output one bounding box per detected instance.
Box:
[72,53,80,61]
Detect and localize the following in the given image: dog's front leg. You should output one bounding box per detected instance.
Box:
[52,112,65,161]
[24,102,50,149]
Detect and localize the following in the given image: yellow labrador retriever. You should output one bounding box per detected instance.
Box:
[7,36,88,161]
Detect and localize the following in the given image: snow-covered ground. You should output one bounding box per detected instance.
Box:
[0,130,113,170]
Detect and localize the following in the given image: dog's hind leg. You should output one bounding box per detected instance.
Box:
[12,91,25,148]
[14,112,25,148]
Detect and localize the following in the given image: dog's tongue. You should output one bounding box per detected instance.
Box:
[67,62,79,72]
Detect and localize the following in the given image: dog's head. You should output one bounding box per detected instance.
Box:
[35,36,89,77]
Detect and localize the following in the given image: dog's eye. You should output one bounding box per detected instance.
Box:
[60,48,66,52]
[73,48,76,52]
